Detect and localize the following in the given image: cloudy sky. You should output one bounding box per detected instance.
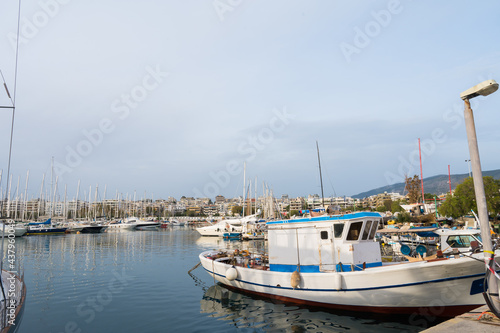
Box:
[1,0,499,202]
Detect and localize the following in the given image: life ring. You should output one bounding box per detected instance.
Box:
[241,250,250,257]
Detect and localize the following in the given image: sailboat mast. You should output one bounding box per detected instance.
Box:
[38,173,45,220]
[22,170,29,221]
[75,180,80,220]
[242,162,246,217]
[316,141,325,208]
[63,184,67,220]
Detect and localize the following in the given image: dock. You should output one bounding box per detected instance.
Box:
[423,305,500,332]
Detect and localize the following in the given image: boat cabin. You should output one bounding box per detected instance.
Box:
[266,212,383,272]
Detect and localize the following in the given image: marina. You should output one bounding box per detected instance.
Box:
[1,1,500,332]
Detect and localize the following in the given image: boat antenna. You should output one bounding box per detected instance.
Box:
[316,141,325,208]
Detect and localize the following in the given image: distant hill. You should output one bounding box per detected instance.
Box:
[352,169,500,199]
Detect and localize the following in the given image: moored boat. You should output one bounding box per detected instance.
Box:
[199,212,500,317]
[26,218,67,235]
[106,219,138,231]
[0,222,27,237]
[0,270,26,332]
[126,217,160,230]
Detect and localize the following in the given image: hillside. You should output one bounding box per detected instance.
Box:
[351,169,500,199]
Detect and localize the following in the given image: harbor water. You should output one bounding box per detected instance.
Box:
[12,227,430,332]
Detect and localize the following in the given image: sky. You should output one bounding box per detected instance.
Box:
[1,0,500,202]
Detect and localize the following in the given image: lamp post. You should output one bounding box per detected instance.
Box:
[460,79,498,298]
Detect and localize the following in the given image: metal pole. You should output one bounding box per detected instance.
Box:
[418,138,425,212]
[448,165,452,195]
[316,141,325,209]
[463,99,497,291]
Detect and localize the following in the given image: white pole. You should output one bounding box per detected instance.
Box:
[464,98,498,294]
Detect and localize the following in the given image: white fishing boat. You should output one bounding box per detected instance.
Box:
[378,226,484,257]
[199,212,500,317]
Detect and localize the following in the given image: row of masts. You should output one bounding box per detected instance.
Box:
[241,162,280,220]
[0,169,159,221]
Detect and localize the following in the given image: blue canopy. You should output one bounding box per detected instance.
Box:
[28,218,51,226]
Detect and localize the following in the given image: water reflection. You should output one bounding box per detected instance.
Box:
[200,285,423,332]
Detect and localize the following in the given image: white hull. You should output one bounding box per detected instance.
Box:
[200,250,498,316]
[196,222,243,237]
[0,224,27,237]
[107,222,137,231]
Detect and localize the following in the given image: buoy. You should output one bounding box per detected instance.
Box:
[333,273,342,290]
[226,267,238,281]
[291,271,301,289]
[76,231,80,234]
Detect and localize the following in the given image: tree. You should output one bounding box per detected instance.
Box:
[383,199,392,212]
[405,175,421,203]
[438,176,500,219]
[391,201,404,213]
[231,205,243,216]
[290,210,300,216]
[396,212,411,222]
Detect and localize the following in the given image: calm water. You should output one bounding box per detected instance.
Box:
[10,227,431,332]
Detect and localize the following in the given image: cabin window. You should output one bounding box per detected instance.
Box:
[346,222,363,241]
[369,221,379,240]
[447,235,475,248]
[320,231,328,240]
[362,221,372,240]
[334,224,344,238]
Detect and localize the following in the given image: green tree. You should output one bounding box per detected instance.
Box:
[396,212,411,222]
[376,206,386,212]
[391,201,404,213]
[383,199,392,212]
[231,205,243,215]
[290,210,300,216]
[438,176,500,219]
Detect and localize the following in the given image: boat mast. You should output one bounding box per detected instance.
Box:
[242,162,246,217]
[316,141,325,209]
[38,173,45,220]
[63,184,67,220]
[75,180,80,220]
[14,175,20,219]
[22,170,29,221]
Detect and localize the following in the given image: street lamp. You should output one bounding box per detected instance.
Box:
[460,79,499,311]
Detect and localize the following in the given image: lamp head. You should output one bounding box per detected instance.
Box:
[460,79,498,100]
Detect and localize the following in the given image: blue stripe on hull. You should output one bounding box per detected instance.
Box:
[269,262,383,272]
[203,266,488,292]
